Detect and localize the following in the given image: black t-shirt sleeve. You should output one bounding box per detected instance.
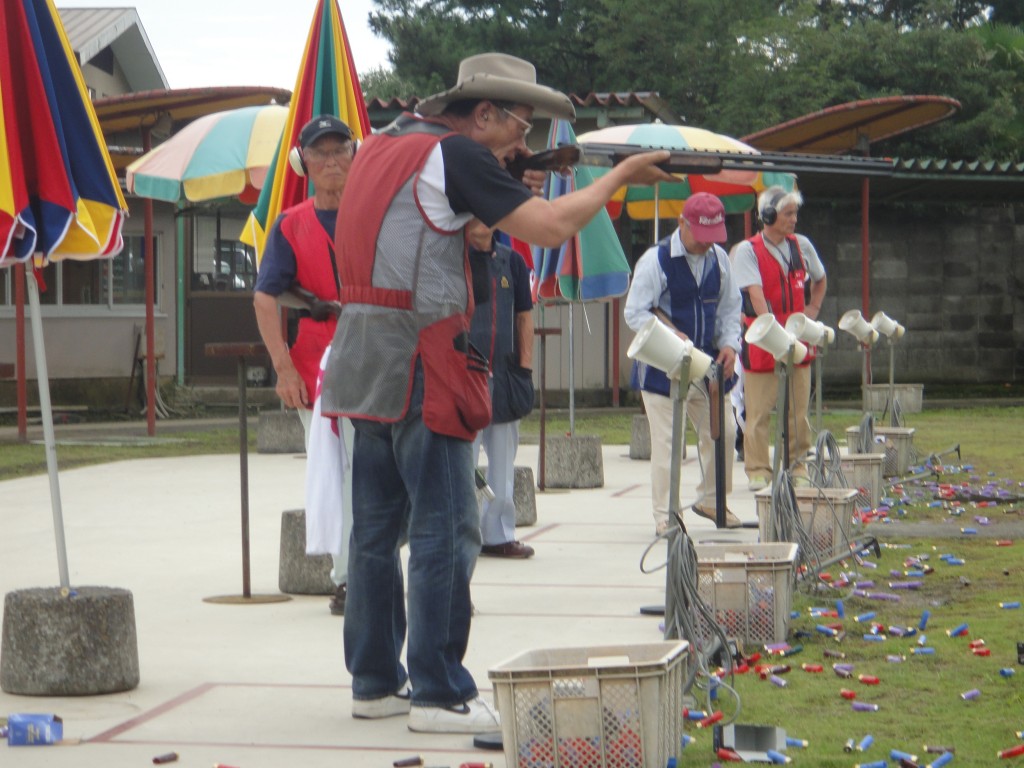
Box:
[441,135,533,227]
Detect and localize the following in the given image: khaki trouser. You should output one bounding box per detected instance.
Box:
[642,386,735,531]
[742,364,812,480]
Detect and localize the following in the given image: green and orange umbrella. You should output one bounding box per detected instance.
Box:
[242,0,371,261]
[576,123,796,228]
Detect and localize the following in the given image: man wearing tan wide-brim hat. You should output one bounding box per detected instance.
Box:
[321,51,672,736]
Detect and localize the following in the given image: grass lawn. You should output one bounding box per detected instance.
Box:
[1,404,1021,761]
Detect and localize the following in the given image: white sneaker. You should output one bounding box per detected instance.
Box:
[352,683,412,719]
[747,475,770,492]
[408,696,501,733]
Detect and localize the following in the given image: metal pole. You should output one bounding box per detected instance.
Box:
[714,362,726,529]
[15,263,27,442]
[888,338,897,426]
[815,348,824,435]
[142,126,157,436]
[568,302,575,437]
[26,268,70,588]
[237,356,251,599]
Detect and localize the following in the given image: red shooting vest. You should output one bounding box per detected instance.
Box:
[279,198,338,403]
[742,233,815,372]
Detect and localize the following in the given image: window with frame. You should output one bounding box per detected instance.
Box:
[0,234,159,307]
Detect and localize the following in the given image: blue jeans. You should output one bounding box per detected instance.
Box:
[344,368,482,708]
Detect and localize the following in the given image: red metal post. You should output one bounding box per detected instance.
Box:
[15,263,27,441]
[143,126,157,436]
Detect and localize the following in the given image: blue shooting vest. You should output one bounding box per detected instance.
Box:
[640,238,721,397]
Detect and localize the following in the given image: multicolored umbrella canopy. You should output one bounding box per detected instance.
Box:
[241,0,371,261]
[0,0,127,268]
[125,104,288,205]
[576,123,795,221]
[1,0,128,588]
[534,119,630,303]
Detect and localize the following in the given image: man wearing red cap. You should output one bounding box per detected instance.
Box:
[625,192,742,534]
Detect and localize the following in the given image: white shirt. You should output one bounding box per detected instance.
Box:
[624,227,742,353]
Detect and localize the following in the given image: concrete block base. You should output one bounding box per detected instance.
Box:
[543,434,604,488]
[630,414,651,460]
[1,586,140,695]
[514,465,537,526]
[257,410,305,454]
[278,509,335,595]
[862,383,924,414]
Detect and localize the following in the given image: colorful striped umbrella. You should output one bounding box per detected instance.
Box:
[125,104,288,205]
[576,123,795,225]
[241,0,371,261]
[1,0,126,268]
[1,0,128,589]
[534,118,631,303]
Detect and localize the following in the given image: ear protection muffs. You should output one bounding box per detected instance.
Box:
[760,190,787,226]
[288,146,307,177]
[288,139,359,178]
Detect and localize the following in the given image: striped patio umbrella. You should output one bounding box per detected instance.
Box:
[577,123,795,229]
[1,0,128,588]
[241,0,371,261]
[1,0,126,267]
[534,118,630,303]
[125,104,288,204]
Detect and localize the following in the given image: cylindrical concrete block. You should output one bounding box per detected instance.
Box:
[279,509,335,595]
[1,586,140,695]
[543,435,604,488]
[630,414,651,460]
[514,465,537,526]
[257,410,306,454]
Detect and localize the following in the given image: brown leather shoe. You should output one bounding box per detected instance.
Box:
[329,583,346,616]
[480,541,535,559]
[692,505,743,529]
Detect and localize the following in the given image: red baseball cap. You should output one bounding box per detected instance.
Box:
[682,192,727,242]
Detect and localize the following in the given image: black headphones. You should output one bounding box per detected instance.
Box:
[760,189,788,227]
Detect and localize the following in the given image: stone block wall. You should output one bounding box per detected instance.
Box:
[800,201,1023,385]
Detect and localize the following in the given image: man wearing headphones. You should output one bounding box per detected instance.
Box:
[253,114,354,615]
[625,193,743,533]
[731,186,828,491]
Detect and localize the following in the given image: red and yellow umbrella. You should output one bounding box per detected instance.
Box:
[241,0,371,261]
[0,0,126,268]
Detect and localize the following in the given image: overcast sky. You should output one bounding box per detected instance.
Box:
[57,0,393,90]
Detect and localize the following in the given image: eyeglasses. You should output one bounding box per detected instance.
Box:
[305,145,352,163]
[501,107,533,137]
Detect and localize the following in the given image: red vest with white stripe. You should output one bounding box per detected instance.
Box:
[741,233,815,372]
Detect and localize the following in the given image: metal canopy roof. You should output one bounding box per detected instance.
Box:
[742,95,961,154]
[742,95,1024,203]
[94,86,291,133]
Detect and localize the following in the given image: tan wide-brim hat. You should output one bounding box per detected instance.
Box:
[416,52,576,121]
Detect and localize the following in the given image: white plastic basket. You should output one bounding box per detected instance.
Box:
[756,487,858,562]
[692,542,798,647]
[488,641,691,768]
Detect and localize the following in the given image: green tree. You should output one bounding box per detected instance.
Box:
[368,0,609,95]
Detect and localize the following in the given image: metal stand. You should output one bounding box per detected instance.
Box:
[534,326,561,491]
[203,342,290,605]
[814,344,826,435]
[770,350,795,480]
[885,336,899,426]
[712,363,727,529]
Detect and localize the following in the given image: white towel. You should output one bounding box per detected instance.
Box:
[304,347,348,556]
